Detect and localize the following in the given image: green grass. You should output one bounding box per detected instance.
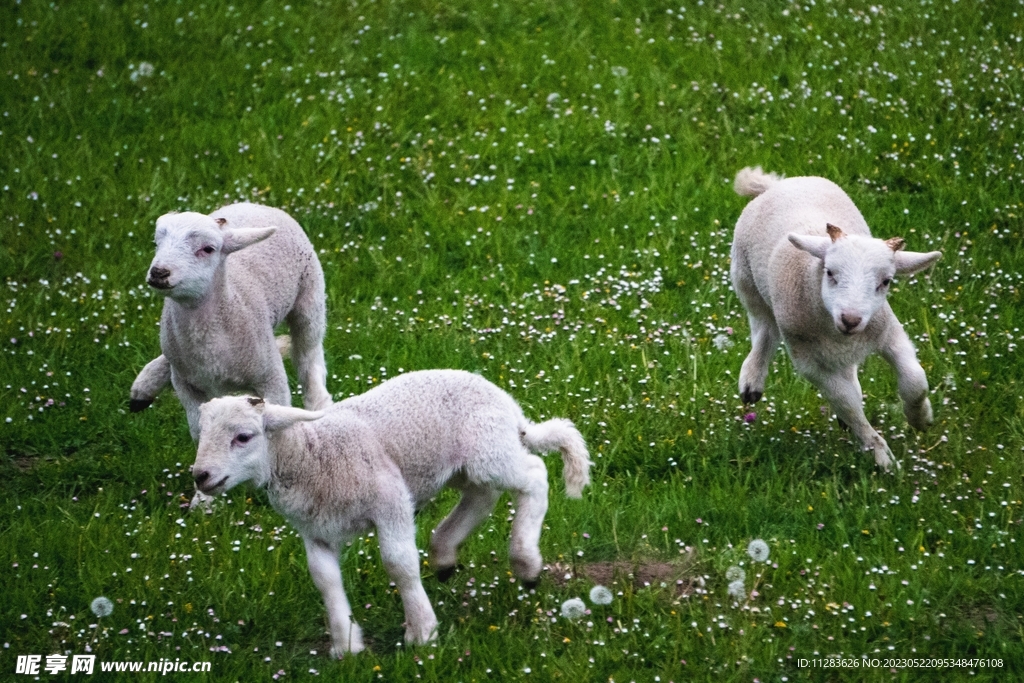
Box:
[2,0,1023,680]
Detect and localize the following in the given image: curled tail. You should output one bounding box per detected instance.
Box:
[734,166,783,197]
[521,418,592,498]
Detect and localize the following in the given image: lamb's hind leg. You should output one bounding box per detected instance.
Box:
[800,359,896,471]
[287,284,331,411]
[880,326,933,431]
[304,537,364,657]
[504,454,550,586]
[430,482,501,582]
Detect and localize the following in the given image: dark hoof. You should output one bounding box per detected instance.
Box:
[129,398,154,413]
[741,389,762,404]
[521,579,539,590]
[436,565,461,583]
[836,417,849,431]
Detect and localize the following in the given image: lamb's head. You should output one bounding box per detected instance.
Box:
[789,224,941,335]
[193,396,322,496]
[147,211,276,302]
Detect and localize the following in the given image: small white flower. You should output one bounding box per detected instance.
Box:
[589,585,613,605]
[725,566,746,583]
[90,597,114,618]
[712,333,734,351]
[611,66,629,77]
[747,539,770,563]
[560,597,586,621]
[727,580,746,600]
[546,92,561,104]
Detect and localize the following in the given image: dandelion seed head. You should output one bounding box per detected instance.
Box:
[589,585,613,605]
[747,539,770,563]
[560,597,586,620]
[90,597,114,618]
[712,333,734,351]
[728,579,746,599]
[725,566,746,583]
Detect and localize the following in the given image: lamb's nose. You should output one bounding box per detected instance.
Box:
[193,469,210,486]
[840,314,862,331]
[149,266,171,280]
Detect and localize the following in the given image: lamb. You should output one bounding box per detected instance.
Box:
[730,167,942,470]
[190,369,593,656]
[132,202,331,439]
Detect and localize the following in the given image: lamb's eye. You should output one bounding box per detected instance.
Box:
[202,246,216,255]
[880,278,892,288]
[236,434,251,444]
[826,269,836,281]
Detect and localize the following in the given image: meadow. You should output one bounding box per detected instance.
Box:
[2,0,1023,680]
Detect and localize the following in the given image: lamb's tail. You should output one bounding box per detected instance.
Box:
[734,166,783,197]
[275,334,292,359]
[521,418,592,498]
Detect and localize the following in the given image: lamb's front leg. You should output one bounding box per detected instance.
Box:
[879,326,933,431]
[376,506,438,645]
[796,357,896,470]
[304,537,364,657]
[739,314,781,404]
[130,355,171,412]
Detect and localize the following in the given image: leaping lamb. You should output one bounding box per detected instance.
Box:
[191,369,593,656]
[130,202,331,440]
[730,167,942,470]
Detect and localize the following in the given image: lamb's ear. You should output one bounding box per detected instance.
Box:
[262,404,324,432]
[221,227,276,254]
[788,233,832,260]
[894,250,942,275]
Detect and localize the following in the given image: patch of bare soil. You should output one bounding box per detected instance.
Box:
[544,558,696,597]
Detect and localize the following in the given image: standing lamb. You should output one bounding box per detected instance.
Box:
[190,369,592,656]
[133,202,331,441]
[730,167,942,469]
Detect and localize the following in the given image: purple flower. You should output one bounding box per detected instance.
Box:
[744,412,757,423]
[53,251,63,261]
[695,518,703,525]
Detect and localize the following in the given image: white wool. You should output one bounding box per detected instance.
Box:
[730,168,941,470]
[192,369,592,657]
[129,203,331,443]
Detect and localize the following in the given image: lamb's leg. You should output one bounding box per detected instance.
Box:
[287,291,331,411]
[733,265,781,404]
[739,315,781,404]
[430,483,501,581]
[170,370,207,443]
[505,454,550,585]
[879,326,933,431]
[376,508,438,646]
[800,360,896,470]
[262,361,294,408]
[304,537,364,657]
[171,372,217,509]
[130,355,171,412]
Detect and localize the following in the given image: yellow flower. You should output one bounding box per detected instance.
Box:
[774,621,787,628]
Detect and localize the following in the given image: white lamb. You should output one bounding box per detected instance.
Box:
[131,202,331,439]
[190,369,592,656]
[730,167,942,469]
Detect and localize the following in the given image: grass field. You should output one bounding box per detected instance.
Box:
[2,0,1024,680]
